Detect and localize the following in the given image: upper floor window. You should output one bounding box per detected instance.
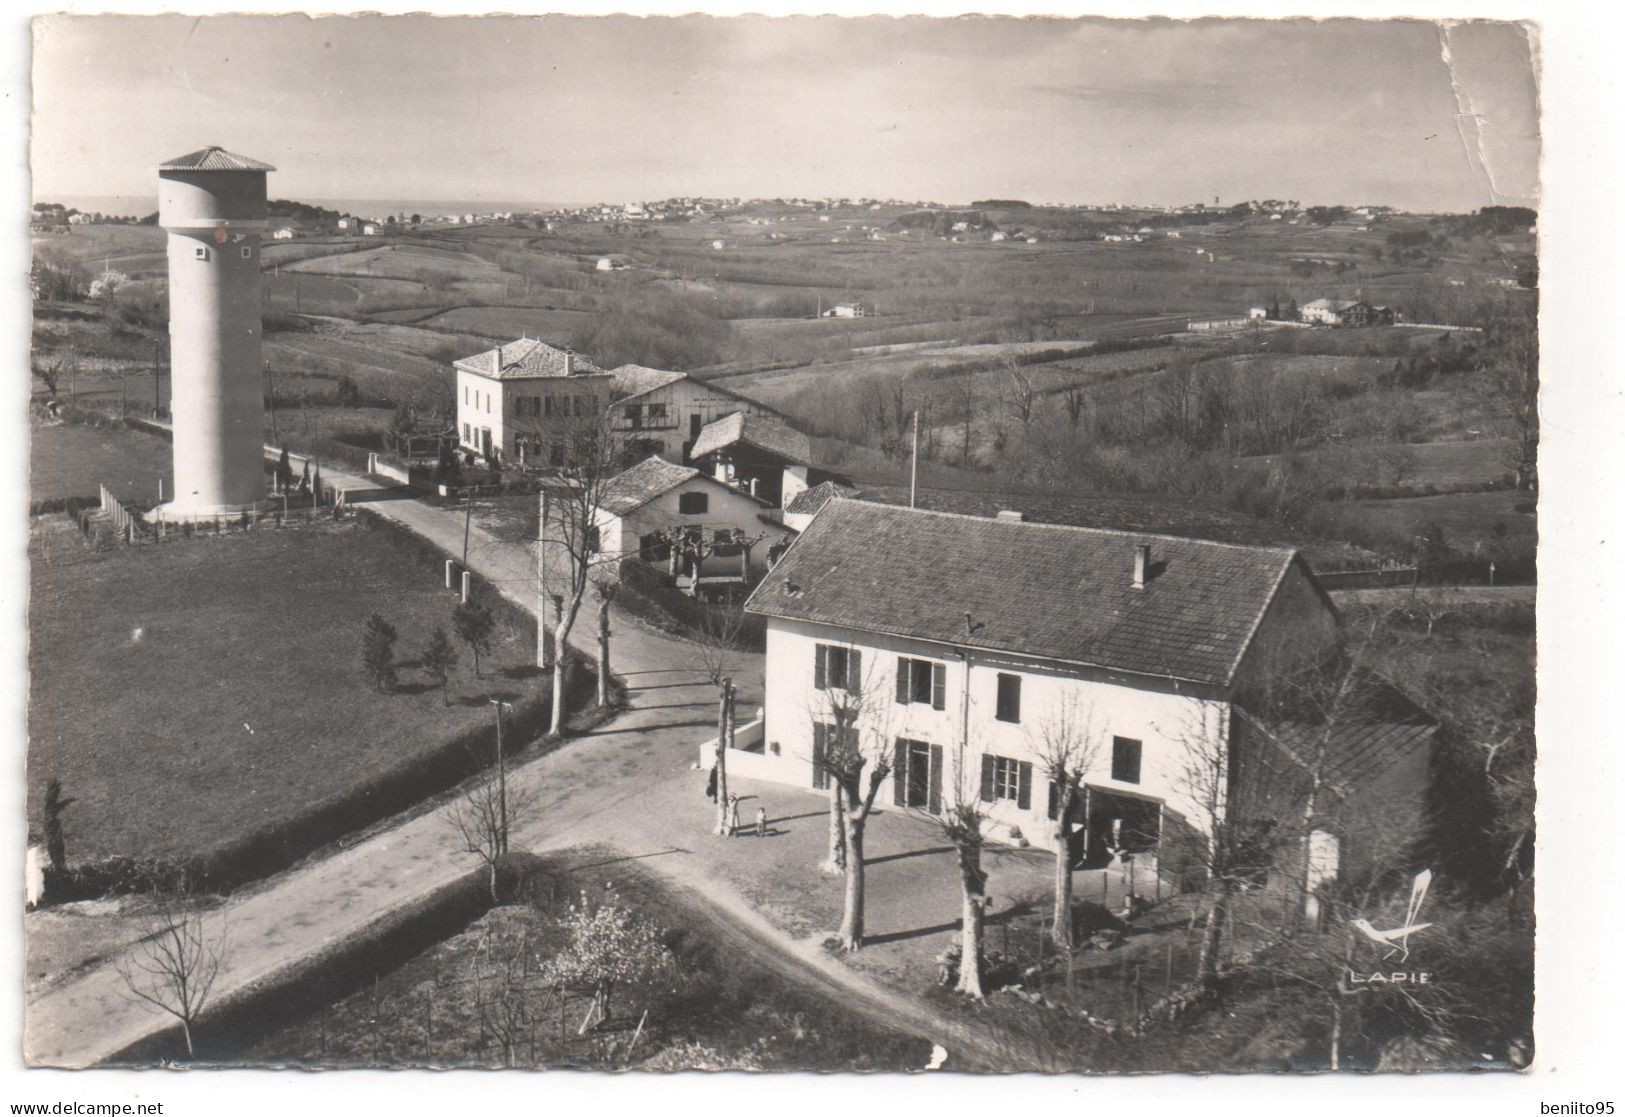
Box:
[995,673,1021,723]
[896,657,946,710]
[647,402,669,424]
[624,403,643,429]
[1111,736,1143,784]
[814,644,860,692]
[678,491,709,515]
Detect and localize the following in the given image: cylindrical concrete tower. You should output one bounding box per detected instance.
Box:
[157,146,276,517]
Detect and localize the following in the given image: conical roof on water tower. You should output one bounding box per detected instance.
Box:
[158,146,277,172]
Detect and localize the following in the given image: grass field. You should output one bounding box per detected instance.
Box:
[1333,489,1536,556]
[26,517,542,867]
[238,851,933,1070]
[29,418,172,505]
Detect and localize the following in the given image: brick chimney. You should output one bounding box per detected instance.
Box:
[1133,543,1151,590]
[490,346,501,376]
[564,348,576,376]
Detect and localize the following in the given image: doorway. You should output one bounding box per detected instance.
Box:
[894,738,942,814]
[1081,787,1162,869]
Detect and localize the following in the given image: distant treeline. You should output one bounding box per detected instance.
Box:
[269,199,343,221]
[1432,206,1537,238]
[971,199,1032,209]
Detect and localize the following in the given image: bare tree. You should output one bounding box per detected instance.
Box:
[114,877,227,1058]
[712,675,736,837]
[937,773,990,999]
[446,764,541,902]
[689,604,748,838]
[1167,699,1280,987]
[1027,695,1102,948]
[807,660,897,951]
[467,917,550,1067]
[538,402,633,736]
[1063,383,1087,430]
[692,602,748,688]
[592,578,617,707]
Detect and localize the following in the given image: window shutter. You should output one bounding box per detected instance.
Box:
[929,744,943,815]
[814,645,827,690]
[980,754,995,803]
[931,662,946,710]
[896,658,910,704]
[1017,762,1033,811]
[847,649,861,691]
[892,739,908,806]
[812,724,828,790]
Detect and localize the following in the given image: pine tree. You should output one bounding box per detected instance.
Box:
[42,778,74,874]
[362,612,399,692]
[421,627,458,706]
[453,599,495,679]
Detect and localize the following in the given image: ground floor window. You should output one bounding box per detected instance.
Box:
[980,753,1032,809]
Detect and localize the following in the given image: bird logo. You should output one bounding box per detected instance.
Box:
[1350,868,1434,963]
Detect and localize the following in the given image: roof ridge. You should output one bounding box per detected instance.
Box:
[838,499,1299,557]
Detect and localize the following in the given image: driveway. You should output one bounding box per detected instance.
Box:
[27,461,1046,1069]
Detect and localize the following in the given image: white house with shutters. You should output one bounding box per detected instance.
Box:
[728,501,1432,885]
[451,341,785,467]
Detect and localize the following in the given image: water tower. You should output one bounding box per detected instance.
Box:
[156,146,276,518]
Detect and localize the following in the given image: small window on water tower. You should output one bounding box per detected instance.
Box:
[194,246,209,261]
[240,246,253,259]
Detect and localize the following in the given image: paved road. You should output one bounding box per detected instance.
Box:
[27,463,1045,1069]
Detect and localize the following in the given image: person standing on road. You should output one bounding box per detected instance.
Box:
[756,806,768,838]
[724,793,740,837]
[706,765,718,802]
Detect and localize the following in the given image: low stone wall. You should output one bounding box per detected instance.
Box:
[693,716,802,784]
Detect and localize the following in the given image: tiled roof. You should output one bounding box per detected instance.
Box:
[159,146,277,172]
[691,412,813,467]
[452,338,606,380]
[745,500,1307,687]
[784,479,853,516]
[1303,297,1364,311]
[610,364,688,400]
[1242,671,1436,796]
[600,456,702,516]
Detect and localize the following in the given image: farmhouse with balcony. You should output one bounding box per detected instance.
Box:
[730,500,1434,893]
[607,365,786,464]
[452,339,784,467]
[690,411,841,510]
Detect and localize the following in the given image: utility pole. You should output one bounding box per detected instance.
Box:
[152,339,162,419]
[463,485,475,566]
[68,347,77,404]
[909,409,920,509]
[488,698,513,856]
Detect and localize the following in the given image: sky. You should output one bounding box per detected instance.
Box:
[31,14,1539,213]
